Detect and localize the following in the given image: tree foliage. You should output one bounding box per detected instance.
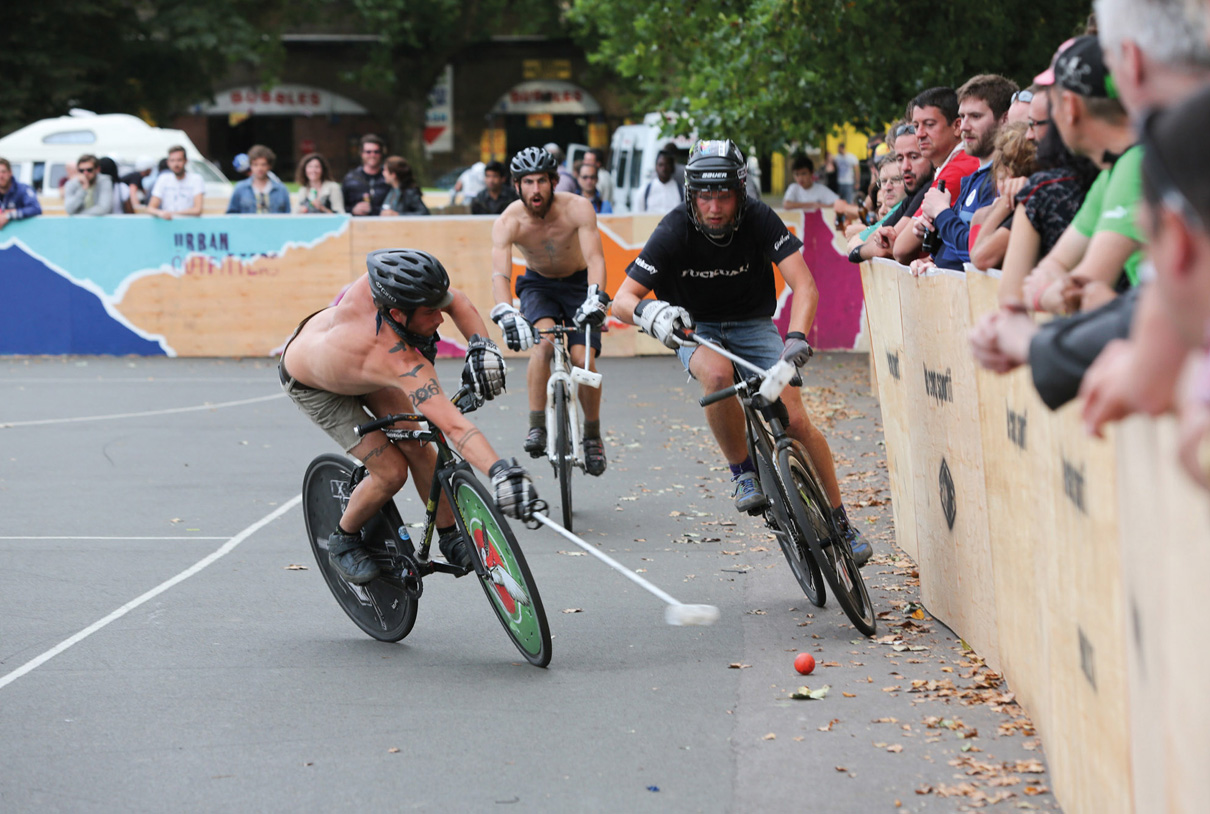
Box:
[0,0,285,136]
[568,0,1091,154]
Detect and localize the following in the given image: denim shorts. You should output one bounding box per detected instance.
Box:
[675,317,792,384]
[515,268,602,353]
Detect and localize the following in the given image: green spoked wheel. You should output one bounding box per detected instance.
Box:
[451,470,551,667]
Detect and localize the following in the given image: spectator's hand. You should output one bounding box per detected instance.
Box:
[1023,267,1064,312]
[461,334,506,400]
[1078,339,1171,437]
[0,210,9,228]
[999,175,1028,202]
[921,186,952,220]
[1177,399,1210,491]
[969,311,1026,374]
[154,210,174,221]
[490,458,537,520]
[634,299,693,349]
[872,226,897,252]
[909,258,936,277]
[911,215,934,240]
[1078,278,1117,312]
[572,284,610,329]
[351,200,371,216]
[489,303,538,352]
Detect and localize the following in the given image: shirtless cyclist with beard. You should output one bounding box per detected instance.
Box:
[489,146,610,476]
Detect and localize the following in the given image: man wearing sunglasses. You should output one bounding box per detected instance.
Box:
[342,134,390,216]
[64,154,114,217]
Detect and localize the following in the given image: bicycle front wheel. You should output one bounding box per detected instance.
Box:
[554,381,574,530]
[781,446,877,636]
[755,442,824,607]
[450,470,551,667]
[302,454,419,643]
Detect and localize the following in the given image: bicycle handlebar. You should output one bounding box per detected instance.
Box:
[682,331,804,407]
[354,386,481,438]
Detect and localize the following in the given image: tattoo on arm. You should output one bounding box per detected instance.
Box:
[398,363,425,379]
[408,377,441,405]
[451,427,484,456]
[362,443,390,462]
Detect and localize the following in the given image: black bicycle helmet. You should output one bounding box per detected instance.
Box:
[367,248,453,312]
[684,139,749,241]
[510,146,559,183]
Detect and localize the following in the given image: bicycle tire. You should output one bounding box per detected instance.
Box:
[302,454,419,643]
[450,470,552,667]
[753,435,825,607]
[781,446,877,636]
[554,381,574,530]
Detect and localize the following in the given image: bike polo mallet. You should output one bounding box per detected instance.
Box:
[529,512,720,626]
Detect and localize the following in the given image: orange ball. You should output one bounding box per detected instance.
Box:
[794,652,816,675]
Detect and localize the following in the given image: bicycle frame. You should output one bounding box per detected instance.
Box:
[539,323,602,470]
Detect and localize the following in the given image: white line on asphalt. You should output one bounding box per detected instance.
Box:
[0,536,230,540]
[0,495,302,692]
[0,393,285,428]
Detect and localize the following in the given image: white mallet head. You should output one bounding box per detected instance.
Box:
[665,604,720,626]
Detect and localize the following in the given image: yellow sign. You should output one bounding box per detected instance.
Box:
[522,59,572,80]
[480,129,507,162]
[526,113,554,129]
[588,122,609,149]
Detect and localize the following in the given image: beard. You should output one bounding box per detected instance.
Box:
[523,190,553,218]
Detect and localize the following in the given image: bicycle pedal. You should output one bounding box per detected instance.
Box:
[430,560,472,578]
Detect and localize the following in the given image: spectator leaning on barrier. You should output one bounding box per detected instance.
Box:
[63,153,114,216]
[907,74,1018,271]
[968,122,1039,270]
[226,145,290,214]
[0,157,41,229]
[470,161,518,216]
[381,156,429,217]
[147,145,203,220]
[294,153,345,214]
[120,157,156,208]
[1022,36,1142,315]
[98,158,132,215]
[342,135,390,216]
[848,124,935,262]
[1007,86,1036,127]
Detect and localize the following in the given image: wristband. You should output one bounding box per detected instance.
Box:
[785,331,807,342]
[848,245,864,264]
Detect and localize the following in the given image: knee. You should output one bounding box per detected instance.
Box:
[531,343,554,365]
[367,458,409,495]
[697,362,734,394]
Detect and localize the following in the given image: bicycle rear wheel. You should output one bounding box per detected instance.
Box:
[553,381,574,530]
[781,446,876,636]
[450,469,551,667]
[302,454,419,642]
[753,435,824,607]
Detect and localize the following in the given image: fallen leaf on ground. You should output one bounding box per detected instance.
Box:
[561,608,583,614]
[762,733,776,741]
[729,663,751,669]
[285,564,309,570]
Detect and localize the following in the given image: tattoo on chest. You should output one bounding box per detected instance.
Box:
[543,240,558,264]
[408,377,441,405]
[398,363,425,379]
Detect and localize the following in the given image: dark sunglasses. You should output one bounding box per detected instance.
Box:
[1011,90,1035,105]
[1140,109,1205,231]
[1027,118,1051,130]
[579,173,598,180]
[891,124,916,139]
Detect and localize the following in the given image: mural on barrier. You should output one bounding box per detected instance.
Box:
[1,210,865,356]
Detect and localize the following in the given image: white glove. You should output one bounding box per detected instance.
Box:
[572,284,610,329]
[634,299,693,349]
[461,334,506,400]
[490,303,539,352]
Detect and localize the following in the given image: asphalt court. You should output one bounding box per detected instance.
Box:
[0,354,1058,812]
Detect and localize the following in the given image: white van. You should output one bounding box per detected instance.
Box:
[0,110,231,203]
[606,113,696,214]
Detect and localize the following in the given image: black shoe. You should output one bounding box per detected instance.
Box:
[584,437,607,476]
[523,426,546,458]
[438,528,473,571]
[327,529,380,584]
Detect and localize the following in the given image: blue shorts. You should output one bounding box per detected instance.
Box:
[675,318,793,385]
[515,268,602,353]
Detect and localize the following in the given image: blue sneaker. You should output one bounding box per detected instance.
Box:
[731,471,767,513]
[843,524,873,568]
[327,529,380,584]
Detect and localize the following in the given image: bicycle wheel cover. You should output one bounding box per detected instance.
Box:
[782,447,877,636]
[451,471,551,667]
[752,429,824,606]
[555,382,574,530]
[302,454,419,642]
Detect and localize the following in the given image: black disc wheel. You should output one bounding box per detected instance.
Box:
[302,454,419,642]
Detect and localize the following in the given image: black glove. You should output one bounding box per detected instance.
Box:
[780,331,814,367]
[490,458,537,520]
[490,303,538,352]
[461,334,506,400]
[572,284,611,329]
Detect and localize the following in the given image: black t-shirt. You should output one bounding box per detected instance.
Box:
[471,187,518,215]
[625,200,803,322]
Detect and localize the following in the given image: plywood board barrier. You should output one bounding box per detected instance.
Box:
[896,269,1000,671]
[860,259,918,562]
[860,261,1210,814]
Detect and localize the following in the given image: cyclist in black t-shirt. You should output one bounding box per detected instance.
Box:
[613,139,871,566]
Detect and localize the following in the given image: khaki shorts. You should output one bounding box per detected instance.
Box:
[278,320,370,452]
